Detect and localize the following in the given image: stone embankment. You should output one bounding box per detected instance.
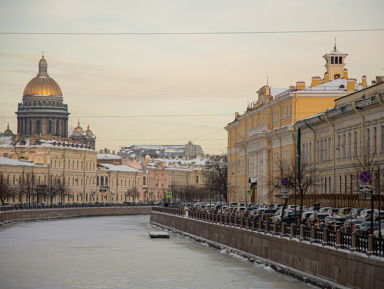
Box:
[150,209,384,289]
[0,206,151,225]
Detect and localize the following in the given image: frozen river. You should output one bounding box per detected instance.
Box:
[0,215,312,288]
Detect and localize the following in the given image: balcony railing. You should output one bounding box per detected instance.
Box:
[248,125,269,137]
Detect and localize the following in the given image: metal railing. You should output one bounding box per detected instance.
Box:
[152,208,384,258]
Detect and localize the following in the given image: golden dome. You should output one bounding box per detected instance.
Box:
[74,120,84,132]
[3,123,13,135]
[86,124,93,135]
[23,54,63,96]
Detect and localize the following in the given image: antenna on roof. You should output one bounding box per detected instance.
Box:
[267,76,269,86]
[334,37,337,51]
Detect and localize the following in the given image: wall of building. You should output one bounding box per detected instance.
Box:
[150,212,384,289]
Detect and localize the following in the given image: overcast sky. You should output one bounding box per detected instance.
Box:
[0,0,383,155]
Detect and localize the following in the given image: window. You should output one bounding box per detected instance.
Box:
[196,176,199,184]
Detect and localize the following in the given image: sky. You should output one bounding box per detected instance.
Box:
[0,0,383,155]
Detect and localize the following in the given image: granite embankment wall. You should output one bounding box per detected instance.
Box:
[0,207,152,224]
[150,211,384,289]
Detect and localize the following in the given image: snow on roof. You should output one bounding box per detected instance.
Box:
[165,166,192,172]
[97,153,122,160]
[0,137,95,151]
[271,88,289,97]
[0,157,46,167]
[155,157,210,167]
[98,163,142,173]
[303,78,364,93]
[0,136,13,146]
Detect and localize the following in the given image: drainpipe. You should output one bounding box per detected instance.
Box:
[272,129,282,204]
[323,114,336,195]
[304,121,316,192]
[239,141,248,206]
[352,101,365,166]
[275,98,283,127]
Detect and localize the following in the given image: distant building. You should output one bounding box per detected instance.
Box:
[70,120,96,148]
[120,141,204,159]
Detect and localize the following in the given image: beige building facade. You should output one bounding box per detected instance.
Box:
[296,80,384,208]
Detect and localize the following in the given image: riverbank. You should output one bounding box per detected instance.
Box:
[0,206,151,225]
[150,210,384,289]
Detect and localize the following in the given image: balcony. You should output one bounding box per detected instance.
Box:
[248,125,269,137]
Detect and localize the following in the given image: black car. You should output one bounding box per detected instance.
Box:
[282,212,301,224]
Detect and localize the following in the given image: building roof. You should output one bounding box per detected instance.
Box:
[98,163,142,173]
[0,157,46,167]
[97,153,122,160]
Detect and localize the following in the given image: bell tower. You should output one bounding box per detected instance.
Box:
[323,41,348,81]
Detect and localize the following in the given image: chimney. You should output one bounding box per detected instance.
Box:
[376,76,384,84]
[296,81,305,90]
[362,75,367,88]
[324,72,330,83]
[311,76,322,87]
[112,150,115,155]
[347,78,357,92]
[235,112,240,120]
[343,68,348,79]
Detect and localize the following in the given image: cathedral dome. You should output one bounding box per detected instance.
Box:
[23,54,63,96]
[74,120,84,132]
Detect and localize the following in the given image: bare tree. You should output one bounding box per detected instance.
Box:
[18,171,36,204]
[203,154,228,204]
[127,187,139,203]
[0,173,13,205]
[267,155,317,224]
[56,178,71,204]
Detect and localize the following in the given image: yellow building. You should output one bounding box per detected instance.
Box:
[225,45,368,204]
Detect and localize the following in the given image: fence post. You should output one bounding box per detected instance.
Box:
[281,222,286,236]
[241,217,244,228]
[323,228,328,245]
[252,219,255,231]
[300,224,304,240]
[336,230,341,248]
[311,226,315,243]
[290,223,295,238]
[367,235,374,255]
[258,219,262,232]
[351,232,356,251]
[273,222,277,235]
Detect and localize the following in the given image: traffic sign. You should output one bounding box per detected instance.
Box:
[359,171,371,183]
[153,194,156,199]
[166,192,172,198]
[359,184,372,192]
[280,193,290,199]
[281,178,290,187]
[247,190,252,196]
[280,187,290,193]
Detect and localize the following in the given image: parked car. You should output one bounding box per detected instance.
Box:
[347,208,363,219]
[282,211,301,224]
[321,216,346,231]
[358,209,379,220]
[337,207,352,217]
[355,221,380,236]
[319,207,332,214]
[340,219,364,234]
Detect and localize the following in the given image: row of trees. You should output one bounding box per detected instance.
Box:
[0,172,70,205]
[267,151,384,225]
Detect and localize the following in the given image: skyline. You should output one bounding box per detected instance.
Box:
[1,0,384,154]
